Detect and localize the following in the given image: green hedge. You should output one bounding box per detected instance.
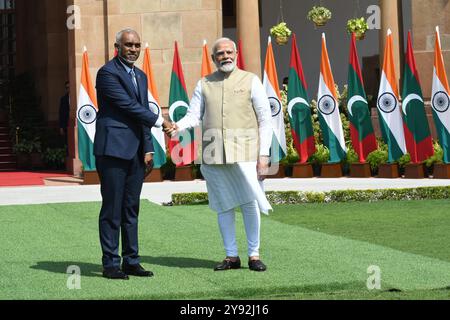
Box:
[171,186,450,206]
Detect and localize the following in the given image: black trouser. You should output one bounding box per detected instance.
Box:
[96,153,145,269]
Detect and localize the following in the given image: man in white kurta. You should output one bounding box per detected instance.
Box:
[171,38,273,272]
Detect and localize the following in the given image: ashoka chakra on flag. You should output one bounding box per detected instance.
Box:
[148,101,161,116]
[377,92,397,114]
[318,94,336,115]
[78,104,97,125]
[269,97,282,117]
[432,91,450,113]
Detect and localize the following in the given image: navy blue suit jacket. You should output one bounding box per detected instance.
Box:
[94,57,159,160]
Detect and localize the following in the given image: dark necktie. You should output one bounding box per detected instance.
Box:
[130,69,138,94]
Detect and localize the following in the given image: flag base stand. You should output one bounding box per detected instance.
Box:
[320,163,343,178]
[433,163,450,179]
[404,163,426,179]
[350,163,372,178]
[378,163,399,178]
[83,170,100,185]
[270,164,286,178]
[175,165,195,181]
[144,168,164,183]
[292,163,314,178]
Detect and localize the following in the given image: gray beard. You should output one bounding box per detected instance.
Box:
[216,61,236,73]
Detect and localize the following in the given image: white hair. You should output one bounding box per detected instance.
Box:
[115,28,139,45]
[212,37,237,54]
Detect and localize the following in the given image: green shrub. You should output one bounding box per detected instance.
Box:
[172,192,209,205]
[366,148,388,172]
[43,147,66,169]
[14,137,41,154]
[425,141,444,167]
[172,186,450,206]
[309,144,330,164]
[345,146,359,165]
[398,153,411,169]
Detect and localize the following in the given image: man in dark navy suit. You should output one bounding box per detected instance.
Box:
[94,28,172,280]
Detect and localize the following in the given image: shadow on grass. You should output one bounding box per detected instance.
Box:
[30,256,217,276]
[140,256,217,269]
[30,261,103,278]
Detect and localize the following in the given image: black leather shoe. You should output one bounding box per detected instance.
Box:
[248,260,267,272]
[102,268,129,280]
[122,264,154,277]
[214,257,241,271]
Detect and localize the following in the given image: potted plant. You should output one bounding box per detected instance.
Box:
[14,137,42,169]
[270,22,292,45]
[424,141,443,177]
[366,147,388,176]
[43,147,67,170]
[347,17,369,40]
[309,144,330,176]
[307,6,332,27]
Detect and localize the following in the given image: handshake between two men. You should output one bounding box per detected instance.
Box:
[162,119,178,137]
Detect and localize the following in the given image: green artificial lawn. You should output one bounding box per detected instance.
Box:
[1,199,450,300]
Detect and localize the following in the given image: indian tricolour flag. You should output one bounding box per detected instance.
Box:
[168,41,197,167]
[431,26,450,164]
[377,29,406,163]
[287,33,316,163]
[76,47,97,171]
[317,33,346,163]
[263,36,286,163]
[142,43,166,168]
[401,31,434,164]
[201,40,213,77]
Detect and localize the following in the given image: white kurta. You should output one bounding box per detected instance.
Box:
[177,75,273,214]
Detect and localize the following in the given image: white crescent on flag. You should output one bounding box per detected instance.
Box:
[169,100,190,122]
[347,95,367,117]
[287,97,309,119]
[401,93,423,115]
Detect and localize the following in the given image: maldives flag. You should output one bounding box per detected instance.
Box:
[201,40,213,77]
[287,33,316,163]
[263,36,286,163]
[142,43,166,169]
[76,47,97,171]
[347,33,377,163]
[168,42,196,167]
[431,26,450,164]
[377,29,407,163]
[317,33,346,163]
[237,39,246,70]
[401,31,434,163]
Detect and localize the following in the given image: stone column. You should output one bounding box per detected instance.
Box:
[411,0,450,99]
[236,0,261,78]
[379,0,402,86]
[410,0,450,139]
[67,0,107,176]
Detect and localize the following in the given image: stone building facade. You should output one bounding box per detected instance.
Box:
[2,0,449,175]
